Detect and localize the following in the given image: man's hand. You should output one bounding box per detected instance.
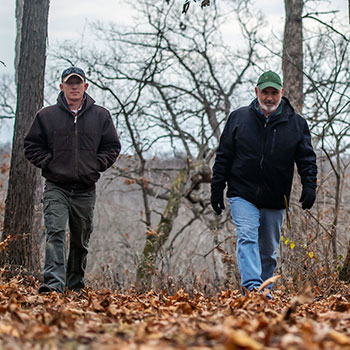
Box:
[211,192,225,215]
[299,188,316,210]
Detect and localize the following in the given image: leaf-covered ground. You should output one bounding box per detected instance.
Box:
[0,274,350,350]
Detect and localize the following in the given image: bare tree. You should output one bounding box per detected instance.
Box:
[277,14,350,287]
[15,0,24,86]
[2,0,50,272]
[0,75,16,121]
[307,26,349,253]
[283,0,304,114]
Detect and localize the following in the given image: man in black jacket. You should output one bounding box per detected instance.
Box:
[211,71,317,296]
[24,67,121,294]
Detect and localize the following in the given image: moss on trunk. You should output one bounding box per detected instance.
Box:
[136,168,187,289]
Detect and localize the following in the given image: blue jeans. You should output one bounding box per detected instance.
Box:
[229,196,284,291]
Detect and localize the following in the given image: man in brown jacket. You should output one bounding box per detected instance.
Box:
[24,67,121,294]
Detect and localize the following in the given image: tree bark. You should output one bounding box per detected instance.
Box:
[283,0,304,114]
[339,239,350,282]
[15,0,24,85]
[136,160,212,289]
[136,168,187,289]
[2,0,50,272]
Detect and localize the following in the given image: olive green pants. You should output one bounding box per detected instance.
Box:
[42,181,96,293]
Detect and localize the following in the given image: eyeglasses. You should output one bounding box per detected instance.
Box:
[61,67,86,79]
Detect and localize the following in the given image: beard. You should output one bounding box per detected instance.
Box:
[257,96,282,115]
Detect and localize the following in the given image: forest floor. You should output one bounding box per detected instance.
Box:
[0,272,350,350]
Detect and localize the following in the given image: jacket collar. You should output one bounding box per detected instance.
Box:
[251,97,294,125]
[57,91,96,114]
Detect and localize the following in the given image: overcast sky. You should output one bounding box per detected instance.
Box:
[1,0,347,74]
[0,0,348,142]
[1,0,136,74]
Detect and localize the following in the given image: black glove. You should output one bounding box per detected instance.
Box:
[299,188,316,210]
[211,192,225,215]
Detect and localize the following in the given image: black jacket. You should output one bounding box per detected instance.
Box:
[211,97,317,209]
[24,92,121,191]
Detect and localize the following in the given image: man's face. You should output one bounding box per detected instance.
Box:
[255,86,284,115]
[60,76,88,104]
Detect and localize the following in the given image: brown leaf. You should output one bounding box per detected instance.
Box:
[283,282,313,320]
[92,300,105,312]
[318,311,350,321]
[328,330,350,345]
[176,302,194,315]
[257,275,280,292]
[201,0,210,8]
[0,322,20,337]
[225,329,263,350]
[107,304,119,317]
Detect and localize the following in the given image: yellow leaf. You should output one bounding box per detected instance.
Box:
[308,251,314,259]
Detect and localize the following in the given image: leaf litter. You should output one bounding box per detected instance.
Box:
[0,272,350,349]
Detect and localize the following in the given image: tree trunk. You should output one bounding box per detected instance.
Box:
[339,239,350,282]
[2,0,50,272]
[136,160,212,289]
[330,170,341,260]
[136,168,187,289]
[283,0,304,114]
[15,0,24,85]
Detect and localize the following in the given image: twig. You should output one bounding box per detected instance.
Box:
[303,14,349,41]
[202,236,233,258]
[0,115,14,119]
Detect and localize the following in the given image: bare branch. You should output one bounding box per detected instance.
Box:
[303,14,349,41]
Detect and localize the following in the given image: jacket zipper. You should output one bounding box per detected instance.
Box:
[271,128,276,154]
[257,121,268,202]
[73,113,78,179]
[260,155,264,168]
[260,121,268,168]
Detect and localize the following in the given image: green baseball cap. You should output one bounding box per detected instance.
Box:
[257,70,283,90]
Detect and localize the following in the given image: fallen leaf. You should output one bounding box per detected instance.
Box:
[258,275,280,292]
